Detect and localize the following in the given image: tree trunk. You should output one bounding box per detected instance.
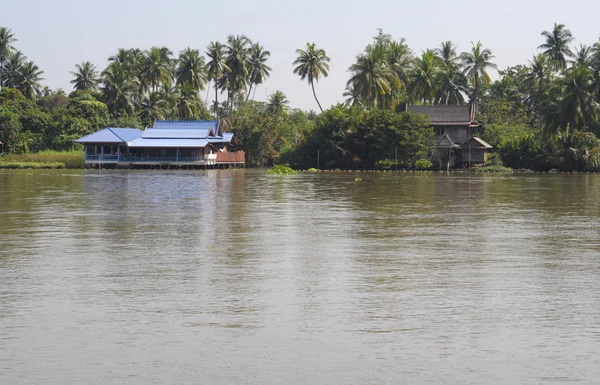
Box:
[311,81,323,113]
[215,81,219,119]
[246,83,253,101]
[205,81,211,105]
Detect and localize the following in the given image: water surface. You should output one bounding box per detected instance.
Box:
[1,170,599,384]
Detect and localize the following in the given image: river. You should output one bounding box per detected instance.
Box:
[1,169,599,384]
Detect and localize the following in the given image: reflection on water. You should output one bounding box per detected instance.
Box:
[1,170,600,384]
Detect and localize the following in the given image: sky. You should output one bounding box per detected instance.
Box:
[3,0,600,111]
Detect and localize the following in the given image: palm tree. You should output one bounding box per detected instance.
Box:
[342,83,363,107]
[410,50,439,104]
[139,91,167,123]
[205,41,230,117]
[460,41,497,112]
[101,62,138,114]
[247,43,271,100]
[266,90,289,116]
[434,41,459,69]
[224,35,251,113]
[174,83,202,120]
[293,43,331,112]
[16,61,44,99]
[70,61,100,91]
[0,27,17,89]
[524,54,553,120]
[554,65,598,132]
[347,46,398,109]
[143,46,173,93]
[538,23,574,71]
[434,66,467,105]
[1,50,26,88]
[570,44,592,68]
[176,48,207,94]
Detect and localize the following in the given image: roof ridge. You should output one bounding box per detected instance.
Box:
[106,127,126,143]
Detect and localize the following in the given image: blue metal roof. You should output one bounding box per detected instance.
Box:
[128,138,209,148]
[207,133,234,144]
[153,120,219,131]
[142,128,211,139]
[75,128,142,143]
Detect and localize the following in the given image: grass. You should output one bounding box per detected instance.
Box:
[477,165,514,172]
[0,150,85,169]
[0,162,66,169]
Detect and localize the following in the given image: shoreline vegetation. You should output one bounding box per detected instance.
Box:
[2,24,600,172]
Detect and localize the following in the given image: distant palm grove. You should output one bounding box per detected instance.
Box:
[2,24,600,170]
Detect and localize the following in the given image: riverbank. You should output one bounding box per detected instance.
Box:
[0,150,85,169]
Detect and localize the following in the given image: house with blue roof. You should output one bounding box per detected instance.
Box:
[74,120,244,168]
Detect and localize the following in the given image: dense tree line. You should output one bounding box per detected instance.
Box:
[2,24,600,170]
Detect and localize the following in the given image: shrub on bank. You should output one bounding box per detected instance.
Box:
[267,165,298,175]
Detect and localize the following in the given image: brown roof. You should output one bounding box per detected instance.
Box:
[407,105,475,126]
[460,136,493,149]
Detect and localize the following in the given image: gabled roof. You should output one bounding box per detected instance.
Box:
[142,128,212,139]
[128,139,209,148]
[207,132,233,144]
[407,105,476,126]
[74,121,233,146]
[153,120,219,131]
[435,133,459,149]
[74,128,143,144]
[460,136,493,149]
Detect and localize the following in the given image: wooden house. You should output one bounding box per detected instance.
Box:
[74,120,245,169]
[406,105,492,169]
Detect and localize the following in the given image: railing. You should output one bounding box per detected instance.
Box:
[216,151,245,163]
[85,155,206,162]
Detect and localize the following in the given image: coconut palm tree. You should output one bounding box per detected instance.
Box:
[293,43,331,112]
[410,50,439,104]
[347,46,398,109]
[0,27,17,89]
[175,48,207,94]
[70,61,100,91]
[434,41,460,69]
[143,46,173,93]
[1,50,26,88]
[139,91,167,123]
[101,62,138,115]
[205,41,230,117]
[556,65,598,132]
[434,66,467,105]
[538,23,574,71]
[570,44,593,68]
[266,90,289,116]
[460,41,497,111]
[224,35,251,113]
[247,43,271,100]
[174,83,202,120]
[342,83,363,107]
[16,61,44,99]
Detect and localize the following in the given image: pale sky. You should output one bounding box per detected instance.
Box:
[3,0,600,111]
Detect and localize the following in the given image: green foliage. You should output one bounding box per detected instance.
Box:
[267,165,297,174]
[307,168,318,172]
[414,159,433,169]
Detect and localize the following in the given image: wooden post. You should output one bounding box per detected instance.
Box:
[317,150,320,169]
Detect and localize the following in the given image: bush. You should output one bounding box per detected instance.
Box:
[414,159,432,170]
[267,165,298,175]
[307,168,318,172]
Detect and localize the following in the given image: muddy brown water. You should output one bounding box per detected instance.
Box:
[1,170,599,384]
